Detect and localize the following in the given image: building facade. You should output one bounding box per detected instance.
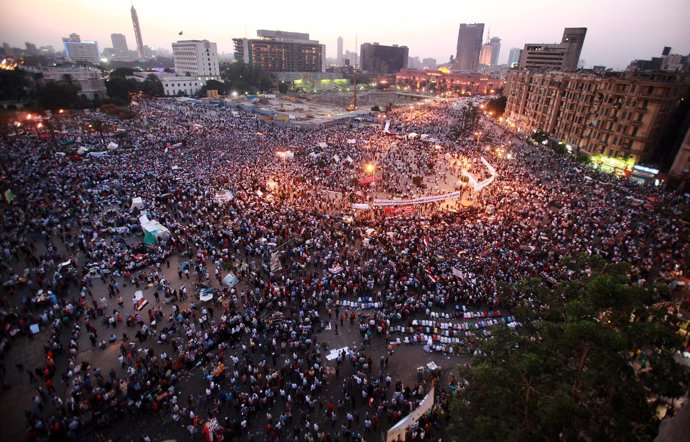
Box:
[518,27,587,71]
[172,40,220,80]
[159,76,205,96]
[111,33,128,55]
[455,23,484,71]
[28,66,107,100]
[234,30,325,73]
[62,33,99,63]
[504,69,690,163]
[396,69,503,95]
[360,43,408,75]
[482,37,501,66]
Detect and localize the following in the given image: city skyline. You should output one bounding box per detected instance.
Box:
[1,0,689,68]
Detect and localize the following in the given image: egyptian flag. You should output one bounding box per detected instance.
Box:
[426,266,437,283]
[423,236,429,249]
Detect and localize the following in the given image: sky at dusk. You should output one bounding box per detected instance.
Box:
[1,0,689,69]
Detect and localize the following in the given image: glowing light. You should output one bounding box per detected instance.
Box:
[364,163,376,174]
[37,123,43,129]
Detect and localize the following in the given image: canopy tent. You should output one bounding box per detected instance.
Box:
[86,151,108,158]
[130,197,144,211]
[317,142,328,148]
[77,146,89,155]
[222,273,239,287]
[107,142,119,150]
[139,214,170,245]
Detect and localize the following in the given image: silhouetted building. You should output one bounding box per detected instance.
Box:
[455,23,484,71]
[234,30,325,72]
[360,42,408,75]
[111,33,128,56]
[518,27,587,71]
[396,69,503,95]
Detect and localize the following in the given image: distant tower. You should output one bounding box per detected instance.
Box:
[337,36,343,64]
[131,4,145,59]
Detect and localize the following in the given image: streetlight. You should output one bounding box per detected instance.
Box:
[364,163,376,175]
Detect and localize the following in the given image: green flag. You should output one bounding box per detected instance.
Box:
[4,189,14,204]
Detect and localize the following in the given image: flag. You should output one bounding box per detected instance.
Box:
[179,31,183,35]
[4,189,15,204]
[423,236,429,249]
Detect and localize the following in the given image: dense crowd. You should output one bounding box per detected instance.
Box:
[0,96,686,441]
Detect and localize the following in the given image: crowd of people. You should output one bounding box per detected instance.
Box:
[0,95,686,441]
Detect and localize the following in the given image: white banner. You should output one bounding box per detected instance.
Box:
[373,192,461,207]
[386,386,435,442]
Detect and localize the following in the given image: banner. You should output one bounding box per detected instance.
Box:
[384,206,415,216]
[386,386,435,441]
[462,156,497,193]
[373,191,461,207]
[384,120,391,133]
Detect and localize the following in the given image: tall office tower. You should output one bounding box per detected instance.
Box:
[234,30,325,72]
[337,36,343,64]
[172,40,220,79]
[518,27,587,71]
[489,37,501,66]
[131,5,145,59]
[455,23,484,71]
[507,48,521,67]
[111,33,128,56]
[360,42,409,75]
[479,43,493,66]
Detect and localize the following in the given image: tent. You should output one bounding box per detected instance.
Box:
[199,288,214,302]
[139,214,170,245]
[318,142,328,148]
[107,142,119,150]
[131,197,144,211]
[222,273,239,287]
[347,139,356,144]
[77,146,89,155]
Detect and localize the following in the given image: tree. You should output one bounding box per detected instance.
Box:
[449,258,688,441]
[106,77,138,102]
[199,79,228,96]
[278,81,289,94]
[485,96,507,117]
[35,77,81,109]
[140,74,164,97]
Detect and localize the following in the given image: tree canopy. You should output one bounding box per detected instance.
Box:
[449,257,688,441]
[220,61,274,94]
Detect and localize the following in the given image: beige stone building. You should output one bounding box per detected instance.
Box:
[504,69,690,162]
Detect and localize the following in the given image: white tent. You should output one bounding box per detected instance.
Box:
[214,190,234,203]
[332,155,340,163]
[77,146,89,155]
[347,139,356,144]
[139,214,170,244]
[318,142,328,148]
[107,142,119,150]
[222,273,239,287]
[130,197,144,210]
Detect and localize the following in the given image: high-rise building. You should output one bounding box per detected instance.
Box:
[131,5,145,60]
[422,58,437,69]
[337,36,343,64]
[360,42,408,75]
[479,44,492,66]
[455,23,484,71]
[172,40,220,79]
[504,69,690,163]
[111,33,128,56]
[489,37,501,66]
[518,27,587,71]
[507,48,521,67]
[62,33,100,62]
[234,30,325,73]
